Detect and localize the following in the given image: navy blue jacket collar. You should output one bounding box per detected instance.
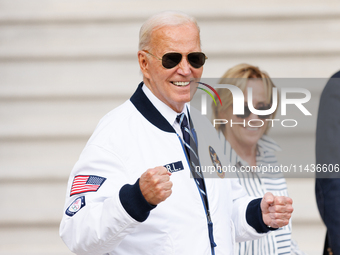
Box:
[130,82,194,133]
[130,82,176,133]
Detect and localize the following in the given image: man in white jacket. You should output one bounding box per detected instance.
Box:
[60,11,293,255]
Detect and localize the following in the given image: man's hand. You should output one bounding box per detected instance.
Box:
[261,192,293,228]
[139,166,173,205]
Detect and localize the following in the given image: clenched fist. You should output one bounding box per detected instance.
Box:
[139,166,173,205]
[261,192,294,228]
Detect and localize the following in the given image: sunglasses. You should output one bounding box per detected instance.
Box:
[236,103,272,119]
[143,50,207,69]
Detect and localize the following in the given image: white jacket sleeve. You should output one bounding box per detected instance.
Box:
[59,144,150,255]
[230,178,269,242]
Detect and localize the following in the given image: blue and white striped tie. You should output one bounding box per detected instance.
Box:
[176,113,217,252]
[176,113,207,205]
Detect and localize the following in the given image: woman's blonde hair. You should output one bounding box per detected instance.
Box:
[212,63,278,134]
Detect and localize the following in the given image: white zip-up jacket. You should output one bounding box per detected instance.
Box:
[60,83,268,255]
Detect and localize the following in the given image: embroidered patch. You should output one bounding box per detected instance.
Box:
[209,146,225,178]
[70,175,106,196]
[66,196,85,217]
[164,161,184,173]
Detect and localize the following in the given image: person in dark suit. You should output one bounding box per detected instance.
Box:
[316,70,340,255]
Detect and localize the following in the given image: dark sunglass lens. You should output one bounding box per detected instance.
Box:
[257,104,272,119]
[188,52,206,68]
[236,105,251,119]
[162,53,182,69]
[259,114,271,119]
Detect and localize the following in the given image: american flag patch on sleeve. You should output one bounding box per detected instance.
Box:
[70,175,106,196]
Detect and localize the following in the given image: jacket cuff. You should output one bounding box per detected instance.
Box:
[246,198,278,233]
[119,178,156,222]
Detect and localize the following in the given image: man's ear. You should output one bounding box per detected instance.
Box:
[138,51,151,79]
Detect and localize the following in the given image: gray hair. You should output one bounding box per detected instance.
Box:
[139,11,200,51]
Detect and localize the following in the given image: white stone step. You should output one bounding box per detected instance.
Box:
[291,222,326,255]
[0,182,67,224]
[0,139,85,180]
[1,15,339,59]
[0,226,73,255]
[0,22,141,59]
[287,179,321,223]
[0,61,141,98]
[0,98,127,139]
[203,56,340,78]
[0,0,339,22]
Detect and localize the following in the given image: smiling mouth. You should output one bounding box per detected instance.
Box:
[171,81,190,87]
[245,127,260,131]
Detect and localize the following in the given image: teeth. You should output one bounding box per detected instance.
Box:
[173,81,190,86]
[246,127,259,131]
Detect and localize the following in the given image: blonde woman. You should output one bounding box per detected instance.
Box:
[212,64,305,255]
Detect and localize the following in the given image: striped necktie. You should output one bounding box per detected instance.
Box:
[176,113,217,252]
[176,113,208,208]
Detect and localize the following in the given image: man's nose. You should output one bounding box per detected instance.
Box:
[177,56,192,76]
